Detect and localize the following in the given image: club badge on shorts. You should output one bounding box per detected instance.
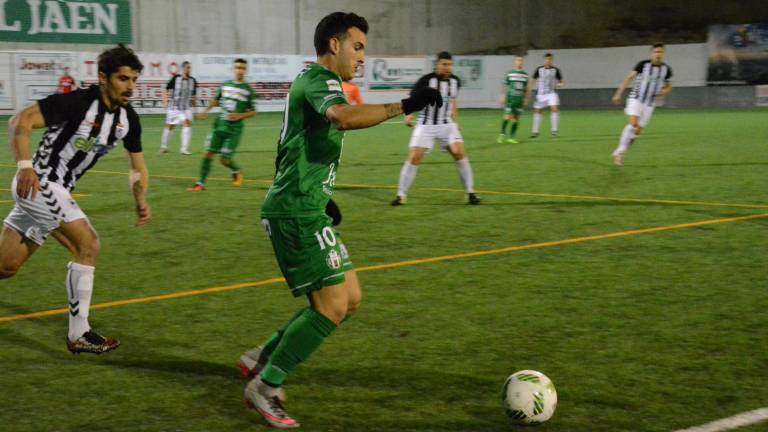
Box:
[326,249,342,270]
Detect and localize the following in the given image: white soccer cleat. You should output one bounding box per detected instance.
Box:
[239,346,286,402]
[239,346,264,379]
[244,378,299,429]
[613,153,625,166]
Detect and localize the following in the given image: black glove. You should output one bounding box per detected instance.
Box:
[325,199,342,226]
[401,87,443,115]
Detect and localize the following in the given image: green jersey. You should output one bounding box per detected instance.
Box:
[504,69,529,102]
[261,63,348,218]
[213,80,256,133]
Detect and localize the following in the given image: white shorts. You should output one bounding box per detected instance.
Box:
[408,123,463,152]
[533,92,560,109]
[3,178,87,246]
[624,99,654,128]
[165,109,193,125]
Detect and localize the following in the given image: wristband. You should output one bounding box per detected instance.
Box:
[17,160,33,169]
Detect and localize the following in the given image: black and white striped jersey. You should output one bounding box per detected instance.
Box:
[412,73,461,125]
[533,66,562,95]
[628,60,673,106]
[166,74,197,111]
[33,85,142,191]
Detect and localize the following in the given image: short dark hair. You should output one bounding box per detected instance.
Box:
[314,12,369,56]
[234,58,248,65]
[652,43,665,49]
[437,51,452,61]
[544,52,553,58]
[182,61,190,67]
[98,44,143,77]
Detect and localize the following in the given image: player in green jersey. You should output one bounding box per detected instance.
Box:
[238,12,441,428]
[498,55,530,144]
[187,58,257,191]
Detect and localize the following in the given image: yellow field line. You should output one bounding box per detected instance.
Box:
[1,212,766,324]
[2,164,766,209]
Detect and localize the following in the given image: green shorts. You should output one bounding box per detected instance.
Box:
[504,102,523,116]
[261,216,354,297]
[205,129,242,158]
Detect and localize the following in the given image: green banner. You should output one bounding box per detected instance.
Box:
[0,0,131,44]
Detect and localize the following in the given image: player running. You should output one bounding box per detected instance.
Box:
[188,58,256,191]
[238,11,441,428]
[611,43,673,166]
[498,55,530,144]
[0,45,150,354]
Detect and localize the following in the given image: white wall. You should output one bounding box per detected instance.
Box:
[0,43,710,114]
[0,0,521,55]
[526,44,707,89]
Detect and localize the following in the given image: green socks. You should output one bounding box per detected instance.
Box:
[510,121,519,137]
[199,158,212,184]
[227,159,240,173]
[501,119,509,134]
[260,308,308,361]
[260,308,337,387]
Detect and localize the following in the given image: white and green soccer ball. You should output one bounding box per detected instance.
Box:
[502,370,558,424]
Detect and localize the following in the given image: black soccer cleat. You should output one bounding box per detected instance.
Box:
[390,196,406,206]
[66,330,120,355]
[529,133,539,138]
[468,193,481,205]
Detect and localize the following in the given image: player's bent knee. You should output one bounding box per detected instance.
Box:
[346,290,362,316]
[74,237,100,262]
[316,304,348,325]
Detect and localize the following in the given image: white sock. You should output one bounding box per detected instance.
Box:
[161,128,173,150]
[612,124,637,156]
[67,262,94,341]
[532,112,542,134]
[181,126,192,152]
[397,161,419,198]
[551,112,559,133]
[455,158,475,193]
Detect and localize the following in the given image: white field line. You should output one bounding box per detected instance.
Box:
[673,408,768,432]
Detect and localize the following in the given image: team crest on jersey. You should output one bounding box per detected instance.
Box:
[326,79,342,92]
[115,123,127,139]
[326,249,342,270]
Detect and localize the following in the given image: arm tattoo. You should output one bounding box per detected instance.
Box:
[384,103,403,118]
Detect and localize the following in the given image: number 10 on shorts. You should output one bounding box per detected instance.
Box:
[314,227,336,250]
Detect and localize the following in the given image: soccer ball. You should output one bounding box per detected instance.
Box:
[502,370,557,424]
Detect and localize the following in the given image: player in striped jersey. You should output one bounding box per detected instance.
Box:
[498,55,530,144]
[160,61,197,155]
[0,45,150,354]
[530,53,563,138]
[188,58,257,191]
[391,51,480,206]
[611,43,673,166]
